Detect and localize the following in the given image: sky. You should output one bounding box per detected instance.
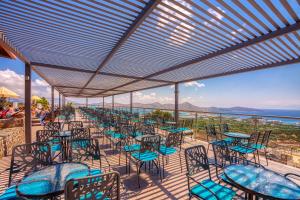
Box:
[1,57,300,110]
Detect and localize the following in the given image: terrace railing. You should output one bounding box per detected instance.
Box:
[110,105,300,168]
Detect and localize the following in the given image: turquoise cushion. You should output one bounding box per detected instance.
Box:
[104,130,115,135]
[39,143,61,153]
[90,169,102,176]
[111,133,126,139]
[222,137,234,143]
[72,140,90,149]
[131,131,143,138]
[230,146,256,154]
[160,126,172,131]
[132,151,158,162]
[0,186,21,200]
[79,191,109,200]
[159,145,176,155]
[190,179,236,200]
[251,144,266,149]
[123,144,141,152]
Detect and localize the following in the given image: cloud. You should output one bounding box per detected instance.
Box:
[133,91,173,104]
[184,81,205,89]
[0,68,58,100]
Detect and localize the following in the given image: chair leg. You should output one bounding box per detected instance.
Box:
[207,143,211,154]
[264,148,268,166]
[179,151,182,173]
[162,156,165,178]
[256,150,260,165]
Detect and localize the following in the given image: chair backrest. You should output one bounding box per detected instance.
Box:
[219,124,229,133]
[212,141,231,169]
[246,132,260,147]
[165,132,181,148]
[36,130,58,143]
[68,138,100,162]
[142,124,155,135]
[140,135,160,153]
[65,172,120,200]
[261,130,272,147]
[44,121,61,131]
[185,145,211,177]
[68,121,83,130]
[71,128,90,139]
[9,142,51,186]
[205,124,217,137]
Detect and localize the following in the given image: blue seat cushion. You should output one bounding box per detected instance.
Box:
[230,146,256,154]
[251,143,266,150]
[190,179,236,200]
[40,143,61,153]
[160,126,172,131]
[79,191,109,200]
[123,144,141,152]
[130,131,143,138]
[72,140,90,149]
[104,130,115,135]
[111,133,126,139]
[159,145,176,155]
[132,151,158,162]
[222,137,234,144]
[90,169,102,176]
[0,185,21,200]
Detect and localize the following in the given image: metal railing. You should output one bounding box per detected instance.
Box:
[109,105,300,168]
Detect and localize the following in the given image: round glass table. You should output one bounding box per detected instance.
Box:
[16,163,89,199]
[223,132,250,139]
[224,164,300,200]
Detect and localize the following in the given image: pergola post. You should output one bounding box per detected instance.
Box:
[174,83,179,127]
[102,97,105,108]
[86,97,88,107]
[58,93,61,110]
[24,62,31,144]
[112,95,114,110]
[130,92,133,113]
[51,86,54,120]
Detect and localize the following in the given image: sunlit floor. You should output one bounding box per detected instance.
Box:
[0,121,300,199]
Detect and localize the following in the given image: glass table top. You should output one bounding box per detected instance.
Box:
[223,132,250,139]
[224,164,300,199]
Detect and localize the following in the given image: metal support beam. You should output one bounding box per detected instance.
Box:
[24,62,31,144]
[86,97,88,107]
[112,95,114,110]
[79,0,161,95]
[174,83,179,127]
[51,86,54,120]
[130,92,133,113]
[103,97,105,108]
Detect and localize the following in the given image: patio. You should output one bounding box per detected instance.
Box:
[1,0,300,199]
[0,110,299,200]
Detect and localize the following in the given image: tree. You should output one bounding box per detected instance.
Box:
[36,97,49,110]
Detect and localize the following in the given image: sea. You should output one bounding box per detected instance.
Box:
[129,108,300,125]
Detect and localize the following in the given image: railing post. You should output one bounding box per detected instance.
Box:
[24,62,32,144]
[130,92,133,113]
[112,95,114,110]
[194,112,198,138]
[51,85,54,120]
[174,83,179,127]
[103,97,105,108]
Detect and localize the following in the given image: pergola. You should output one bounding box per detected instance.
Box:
[0,0,299,144]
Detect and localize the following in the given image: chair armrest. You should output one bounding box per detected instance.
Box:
[285,173,300,179]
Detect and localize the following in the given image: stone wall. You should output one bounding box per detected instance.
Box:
[0,127,25,157]
[0,117,24,129]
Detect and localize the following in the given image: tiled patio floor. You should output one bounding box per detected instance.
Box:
[0,122,299,199]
